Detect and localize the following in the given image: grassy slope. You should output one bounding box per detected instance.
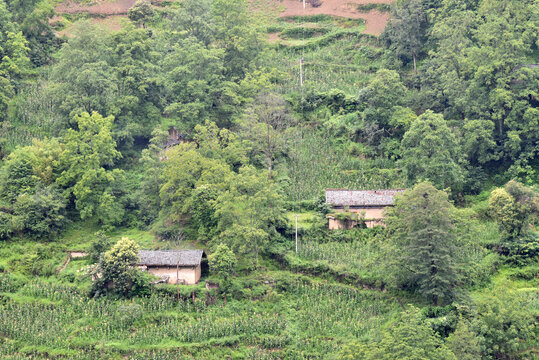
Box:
[1,2,538,360]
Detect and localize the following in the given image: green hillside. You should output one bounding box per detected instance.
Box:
[0,0,538,359]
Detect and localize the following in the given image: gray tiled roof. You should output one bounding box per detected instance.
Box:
[326,189,405,207]
[138,250,204,267]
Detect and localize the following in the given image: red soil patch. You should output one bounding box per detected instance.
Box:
[279,0,392,35]
[56,0,138,15]
[268,32,281,43]
[55,15,126,37]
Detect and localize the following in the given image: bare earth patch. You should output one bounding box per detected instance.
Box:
[56,15,126,37]
[268,32,281,43]
[278,0,392,35]
[56,0,138,15]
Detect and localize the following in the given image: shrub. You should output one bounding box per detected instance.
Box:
[11,185,67,239]
[88,231,113,263]
[91,237,149,298]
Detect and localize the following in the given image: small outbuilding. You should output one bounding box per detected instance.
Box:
[326,189,405,229]
[138,250,205,285]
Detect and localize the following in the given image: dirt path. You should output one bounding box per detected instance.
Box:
[279,0,392,35]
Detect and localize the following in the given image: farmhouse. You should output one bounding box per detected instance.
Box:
[326,189,405,229]
[138,250,205,285]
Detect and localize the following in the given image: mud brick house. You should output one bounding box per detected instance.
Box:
[325,189,405,229]
[138,250,205,285]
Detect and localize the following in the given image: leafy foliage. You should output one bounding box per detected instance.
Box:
[399,111,465,191]
[489,180,538,240]
[91,237,147,298]
[341,306,456,360]
[385,182,458,305]
[208,243,236,281]
[56,112,123,223]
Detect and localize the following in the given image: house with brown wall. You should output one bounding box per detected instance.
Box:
[138,250,205,285]
[326,189,405,229]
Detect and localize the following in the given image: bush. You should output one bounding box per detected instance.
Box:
[115,303,143,326]
[0,211,13,240]
[91,237,150,298]
[280,26,330,40]
[506,263,539,281]
[11,185,68,239]
[0,273,27,292]
[505,233,539,266]
[88,231,113,263]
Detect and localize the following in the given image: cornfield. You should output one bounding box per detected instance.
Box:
[0,279,397,359]
[298,237,381,272]
[286,129,403,201]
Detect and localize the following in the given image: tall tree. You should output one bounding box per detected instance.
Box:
[240,92,294,178]
[91,237,146,297]
[49,22,116,124]
[208,243,236,282]
[215,166,284,268]
[489,180,538,240]
[382,0,428,73]
[159,142,232,222]
[56,112,123,222]
[340,306,457,360]
[385,182,458,305]
[399,110,464,191]
[127,0,154,28]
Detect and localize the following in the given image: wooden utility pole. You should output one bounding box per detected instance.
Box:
[299,58,303,86]
[295,214,298,254]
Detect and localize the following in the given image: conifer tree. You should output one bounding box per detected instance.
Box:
[385,182,458,305]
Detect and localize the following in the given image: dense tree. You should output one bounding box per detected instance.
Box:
[420,0,538,181]
[0,0,31,122]
[340,306,456,360]
[128,0,154,28]
[240,92,294,178]
[159,37,227,131]
[208,243,236,282]
[399,110,464,191]
[382,0,428,73]
[171,0,215,46]
[0,146,35,203]
[211,0,260,79]
[0,138,63,204]
[445,318,482,360]
[215,166,284,268]
[358,69,410,155]
[385,182,458,305]
[11,185,67,239]
[194,120,247,169]
[4,0,56,65]
[49,23,116,124]
[159,143,232,223]
[489,180,538,240]
[109,24,161,141]
[56,112,123,222]
[475,288,537,359]
[91,237,147,297]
